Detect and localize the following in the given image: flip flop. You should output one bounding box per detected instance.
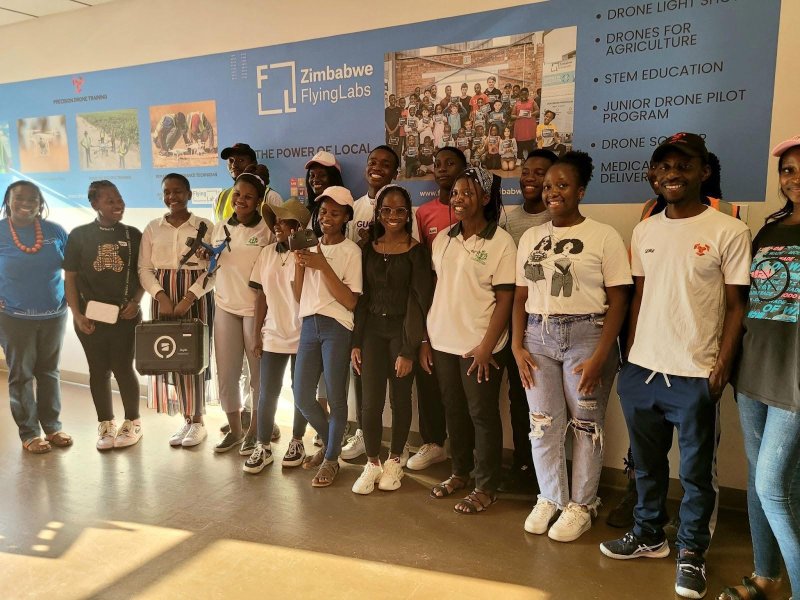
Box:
[45,431,73,447]
[23,437,52,454]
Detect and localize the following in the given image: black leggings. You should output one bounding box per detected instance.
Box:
[76,316,141,422]
[359,314,414,457]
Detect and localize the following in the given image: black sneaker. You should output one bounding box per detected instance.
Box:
[497,464,539,495]
[600,531,670,560]
[606,480,637,528]
[214,431,244,453]
[282,438,306,468]
[239,436,257,456]
[664,513,681,544]
[675,551,706,599]
[271,423,281,442]
[243,443,273,474]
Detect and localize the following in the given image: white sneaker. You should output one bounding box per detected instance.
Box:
[181,423,207,447]
[313,433,323,447]
[340,428,366,460]
[548,502,593,542]
[398,443,410,468]
[406,443,447,471]
[524,497,559,534]
[378,456,404,491]
[96,420,117,451]
[169,419,192,447]
[352,461,383,495]
[114,419,143,448]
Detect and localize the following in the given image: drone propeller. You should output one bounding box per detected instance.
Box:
[179,221,208,267]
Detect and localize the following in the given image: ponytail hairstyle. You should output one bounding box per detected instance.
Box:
[452,166,502,223]
[553,150,594,189]
[235,172,266,201]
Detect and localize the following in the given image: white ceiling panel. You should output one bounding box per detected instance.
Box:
[0,1,82,16]
[0,0,120,27]
[0,9,30,25]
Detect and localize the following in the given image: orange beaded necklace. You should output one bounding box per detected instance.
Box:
[8,218,44,254]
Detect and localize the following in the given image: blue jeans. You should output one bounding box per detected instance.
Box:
[618,362,717,553]
[293,315,352,461]
[0,312,67,441]
[256,352,296,445]
[737,392,800,591]
[523,314,618,507]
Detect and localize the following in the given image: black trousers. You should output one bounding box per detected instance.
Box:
[360,314,414,456]
[432,348,504,492]
[76,316,141,422]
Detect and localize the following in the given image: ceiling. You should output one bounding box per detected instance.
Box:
[0,0,117,27]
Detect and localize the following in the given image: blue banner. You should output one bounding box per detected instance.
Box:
[0,0,781,208]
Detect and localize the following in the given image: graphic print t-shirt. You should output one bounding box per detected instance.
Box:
[63,221,142,308]
[735,222,800,412]
[516,218,631,316]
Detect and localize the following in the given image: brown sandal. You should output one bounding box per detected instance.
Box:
[454,489,497,515]
[23,437,51,454]
[430,475,469,499]
[311,460,340,487]
[45,431,73,447]
[303,447,326,470]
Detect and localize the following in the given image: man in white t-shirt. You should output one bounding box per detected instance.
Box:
[349,145,400,245]
[600,133,751,600]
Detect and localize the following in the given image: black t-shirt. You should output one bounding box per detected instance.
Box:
[63,221,142,308]
[735,220,800,412]
[385,106,401,129]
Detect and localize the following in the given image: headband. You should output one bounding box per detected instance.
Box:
[459,166,495,197]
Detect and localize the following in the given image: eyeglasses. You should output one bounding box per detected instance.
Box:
[379,207,409,218]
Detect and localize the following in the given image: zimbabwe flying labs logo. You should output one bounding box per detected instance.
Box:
[72,76,85,94]
[256,60,372,116]
[694,243,710,256]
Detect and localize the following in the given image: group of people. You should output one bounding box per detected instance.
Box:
[385,78,564,178]
[0,131,798,600]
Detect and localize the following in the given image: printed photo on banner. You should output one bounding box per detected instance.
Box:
[16,115,70,173]
[76,109,141,171]
[149,100,218,168]
[0,123,11,173]
[385,26,576,182]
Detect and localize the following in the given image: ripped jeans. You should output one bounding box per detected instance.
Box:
[523,314,619,507]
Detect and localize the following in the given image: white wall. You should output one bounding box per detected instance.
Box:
[2,0,798,490]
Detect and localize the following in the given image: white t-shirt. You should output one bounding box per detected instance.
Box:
[427,222,517,355]
[629,208,751,377]
[298,238,363,331]
[516,218,632,316]
[249,243,301,353]
[265,188,283,210]
[138,213,213,299]
[349,193,376,244]
[207,216,272,316]
[349,192,420,244]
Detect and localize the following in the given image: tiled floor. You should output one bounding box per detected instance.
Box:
[0,375,768,600]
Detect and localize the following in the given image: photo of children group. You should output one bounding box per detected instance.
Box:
[76,109,141,171]
[148,100,218,169]
[384,28,576,180]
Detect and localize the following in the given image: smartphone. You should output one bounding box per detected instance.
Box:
[288,229,319,251]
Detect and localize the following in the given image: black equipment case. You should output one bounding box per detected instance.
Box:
[135,319,209,375]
